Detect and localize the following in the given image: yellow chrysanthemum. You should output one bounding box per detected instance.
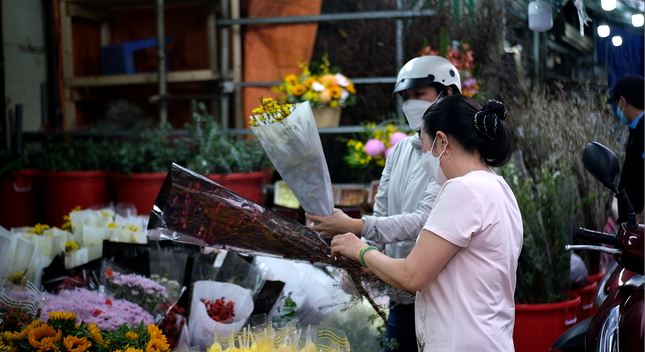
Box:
[87,324,102,343]
[346,83,356,94]
[124,332,139,341]
[27,223,51,235]
[27,325,62,349]
[65,241,79,252]
[63,336,91,352]
[107,223,118,228]
[304,77,316,87]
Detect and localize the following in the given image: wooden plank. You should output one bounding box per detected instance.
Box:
[60,0,76,130]
[66,2,106,21]
[68,70,221,87]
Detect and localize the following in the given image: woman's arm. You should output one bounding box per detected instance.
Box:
[331,229,460,292]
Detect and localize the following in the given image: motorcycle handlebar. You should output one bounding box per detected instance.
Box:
[576,227,617,245]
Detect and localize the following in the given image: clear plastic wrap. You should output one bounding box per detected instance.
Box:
[251,101,334,217]
[147,163,341,267]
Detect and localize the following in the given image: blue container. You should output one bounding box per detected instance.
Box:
[100,36,173,75]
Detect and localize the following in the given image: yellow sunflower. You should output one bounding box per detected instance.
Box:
[284,74,298,84]
[27,325,62,350]
[124,332,139,341]
[292,84,307,96]
[87,324,102,343]
[62,336,91,352]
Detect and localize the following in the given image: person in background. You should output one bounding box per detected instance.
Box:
[329,95,522,352]
[307,56,461,351]
[609,75,644,224]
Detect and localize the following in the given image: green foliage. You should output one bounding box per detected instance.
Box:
[24,138,114,171]
[185,101,272,174]
[110,125,192,174]
[497,154,575,304]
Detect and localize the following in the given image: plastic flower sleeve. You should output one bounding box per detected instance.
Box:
[251,101,334,217]
[148,163,339,267]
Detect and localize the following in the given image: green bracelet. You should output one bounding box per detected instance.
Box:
[358,245,378,268]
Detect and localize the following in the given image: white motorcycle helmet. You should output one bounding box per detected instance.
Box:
[392,56,462,95]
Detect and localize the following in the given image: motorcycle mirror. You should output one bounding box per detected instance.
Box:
[582,142,620,192]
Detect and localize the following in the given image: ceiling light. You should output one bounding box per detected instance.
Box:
[612,35,623,46]
[601,0,616,11]
[597,24,611,37]
[633,14,645,27]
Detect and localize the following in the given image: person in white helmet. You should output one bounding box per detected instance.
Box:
[307,56,461,351]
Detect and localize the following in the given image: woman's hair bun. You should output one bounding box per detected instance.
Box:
[483,99,508,121]
[474,99,508,139]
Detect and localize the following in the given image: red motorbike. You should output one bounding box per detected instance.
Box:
[551,142,643,352]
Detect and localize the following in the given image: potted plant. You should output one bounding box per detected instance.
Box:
[108,125,193,215]
[495,84,627,352]
[273,54,357,128]
[185,101,273,204]
[496,154,579,352]
[23,138,114,227]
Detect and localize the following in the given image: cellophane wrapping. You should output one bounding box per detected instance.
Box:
[251,101,334,217]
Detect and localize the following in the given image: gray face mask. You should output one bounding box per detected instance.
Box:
[420,137,448,185]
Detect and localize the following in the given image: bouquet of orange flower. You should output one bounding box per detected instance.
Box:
[273,54,357,109]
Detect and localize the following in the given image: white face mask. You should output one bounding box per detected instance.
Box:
[420,137,448,185]
[401,99,432,131]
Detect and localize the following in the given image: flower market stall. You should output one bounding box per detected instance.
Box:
[0,99,391,352]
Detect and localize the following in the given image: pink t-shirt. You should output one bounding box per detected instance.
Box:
[415,170,523,352]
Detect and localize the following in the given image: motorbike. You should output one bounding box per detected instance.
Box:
[551,142,644,352]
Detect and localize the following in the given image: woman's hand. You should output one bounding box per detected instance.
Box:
[306,208,363,237]
[329,232,367,262]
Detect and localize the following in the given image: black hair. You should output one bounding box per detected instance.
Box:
[422,95,512,167]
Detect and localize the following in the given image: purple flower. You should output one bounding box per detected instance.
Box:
[41,288,154,331]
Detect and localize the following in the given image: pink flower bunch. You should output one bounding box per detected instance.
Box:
[364,131,408,159]
[41,288,154,331]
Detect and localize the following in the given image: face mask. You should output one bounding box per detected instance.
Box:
[420,137,448,185]
[401,99,432,131]
[616,105,629,125]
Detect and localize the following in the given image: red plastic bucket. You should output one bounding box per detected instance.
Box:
[514,294,581,352]
[40,171,110,227]
[0,169,41,228]
[111,172,167,215]
[206,172,267,204]
[572,279,599,320]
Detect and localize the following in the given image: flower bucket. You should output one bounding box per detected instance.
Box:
[312,106,341,128]
[572,279,599,321]
[0,169,42,228]
[206,171,266,204]
[111,172,168,215]
[513,294,581,352]
[40,171,110,227]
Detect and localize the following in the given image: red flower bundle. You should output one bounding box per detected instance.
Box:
[201,298,235,323]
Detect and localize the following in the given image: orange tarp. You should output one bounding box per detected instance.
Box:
[242,0,323,128]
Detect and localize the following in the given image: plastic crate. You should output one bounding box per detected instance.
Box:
[100,36,173,75]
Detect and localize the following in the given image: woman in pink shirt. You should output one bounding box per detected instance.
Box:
[330,95,523,351]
